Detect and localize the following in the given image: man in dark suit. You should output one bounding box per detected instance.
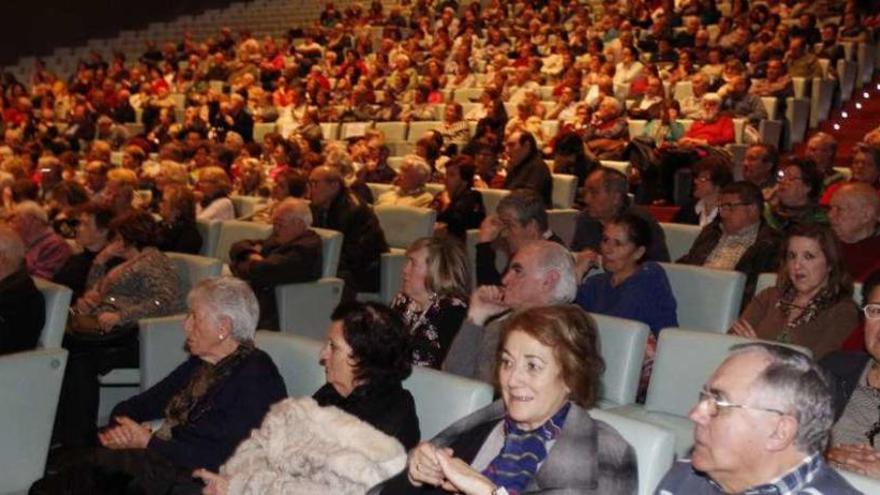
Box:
[0,225,45,355]
[230,198,322,330]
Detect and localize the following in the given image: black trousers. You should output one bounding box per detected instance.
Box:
[55,327,140,449]
[31,447,202,495]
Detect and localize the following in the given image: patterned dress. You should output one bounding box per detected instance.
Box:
[390,292,468,369]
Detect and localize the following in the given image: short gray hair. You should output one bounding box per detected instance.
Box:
[525,240,577,304]
[0,225,25,269]
[728,342,835,454]
[14,201,48,225]
[187,277,259,342]
[402,154,431,183]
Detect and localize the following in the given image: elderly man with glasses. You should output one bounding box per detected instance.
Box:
[678,181,781,305]
[656,342,861,494]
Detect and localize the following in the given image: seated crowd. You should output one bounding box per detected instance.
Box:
[2,0,880,492]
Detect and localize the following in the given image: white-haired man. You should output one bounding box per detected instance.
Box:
[444,240,578,383]
[829,182,880,281]
[0,225,45,354]
[9,200,72,278]
[375,155,434,207]
[656,343,860,494]
[230,198,322,330]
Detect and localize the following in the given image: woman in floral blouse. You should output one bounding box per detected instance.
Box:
[391,236,470,368]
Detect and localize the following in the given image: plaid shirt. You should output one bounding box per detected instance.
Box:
[656,455,862,495]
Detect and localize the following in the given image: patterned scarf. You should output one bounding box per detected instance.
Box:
[154,342,255,440]
[482,402,571,495]
[774,285,840,343]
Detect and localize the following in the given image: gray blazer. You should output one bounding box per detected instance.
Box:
[374,400,638,494]
[442,314,509,384]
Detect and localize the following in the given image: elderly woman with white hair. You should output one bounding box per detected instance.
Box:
[376,155,435,208]
[583,96,629,160]
[32,277,287,494]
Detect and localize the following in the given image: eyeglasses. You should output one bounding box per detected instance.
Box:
[717,202,749,211]
[863,303,880,320]
[697,389,787,417]
[777,170,804,183]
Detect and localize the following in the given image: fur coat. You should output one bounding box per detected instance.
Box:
[220,397,407,494]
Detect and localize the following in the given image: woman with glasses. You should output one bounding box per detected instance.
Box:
[764,158,828,232]
[730,223,859,359]
[824,269,880,478]
[672,157,734,227]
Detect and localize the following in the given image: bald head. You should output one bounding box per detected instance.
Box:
[829,182,880,243]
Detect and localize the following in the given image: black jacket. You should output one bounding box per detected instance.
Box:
[437,189,486,240]
[311,191,389,294]
[820,351,871,421]
[157,219,203,255]
[0,267,45,355]
[111,348,287,471]
[504,152,553,207]
[313,380,420,450]
[230,230,323,330]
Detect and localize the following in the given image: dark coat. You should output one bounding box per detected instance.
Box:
[819,351,872,421]
[436,189,486,240]
[157,219,203,255]
[375,400,638,494]
[476,231,565,287]
[230,230,323,330]
[0,267,45,355]
[676,219,782,305]
[504,152,553,207]
[570,204,671,262]
[313,380,420,450]
[311,191,389,295]
[110,349,287,471]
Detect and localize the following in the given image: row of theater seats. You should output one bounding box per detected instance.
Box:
[1,206,872,494]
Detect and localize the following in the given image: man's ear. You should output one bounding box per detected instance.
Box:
[766,415,800,452]
[542,269,561,295]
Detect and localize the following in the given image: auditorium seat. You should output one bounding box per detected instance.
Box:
[403,365,494,440]
[34,278,72,349]
[659,222,701,261]
[659,262,746,333]
[592,313,650,408]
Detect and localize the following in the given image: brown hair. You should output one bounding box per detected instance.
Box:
[777,223,853,301]
[496,305,605,408]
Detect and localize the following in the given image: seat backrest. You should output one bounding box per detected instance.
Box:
[276,277,344,339]
[590,409,675,495]
[837,468,880,493]
[320,122,340,141]
[33,278,72,349]
[755,272,864,306]
[599,160,631,177]
[592,313,650,407]
[215,220,273,264]
[479,188,511,215]
[374,205,437,249]
[255,331,325,398]
[139,315,189,390]
[627,119,647,138]
[166,252,223,295]
[195,219,222,258]
[252,122,276,143]
[230,195,266,219]
[311,227,343,278]
[659,222,701,261]
[0,348,68,493]
[659,262,746,333]
[645,328,811,417]
[374,121,408,142]
[407,121,442,142]
[551,173,577,209]
[340,121,373,140]
[367,182,394,201]
[403,366,494,440]
[547,209,579,247]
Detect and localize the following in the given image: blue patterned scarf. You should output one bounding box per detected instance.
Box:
[481,402,572,494]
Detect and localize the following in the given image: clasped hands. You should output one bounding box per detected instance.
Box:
[407,442,496,495]
[98,416,152,450]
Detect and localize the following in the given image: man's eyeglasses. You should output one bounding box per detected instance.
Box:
[697,389,787,417]
[863,303,880,320]
[717,202,749,211]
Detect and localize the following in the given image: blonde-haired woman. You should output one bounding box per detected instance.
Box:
[195,166,235,221]
[391,236,470,368]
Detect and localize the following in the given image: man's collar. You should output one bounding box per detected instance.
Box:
[738,454,823,495]
[722,221,761,239]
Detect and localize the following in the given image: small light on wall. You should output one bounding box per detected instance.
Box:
[864,91,871,99]
[842,111,849,118]
[833,123,841,130]
[856,102,863,109]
